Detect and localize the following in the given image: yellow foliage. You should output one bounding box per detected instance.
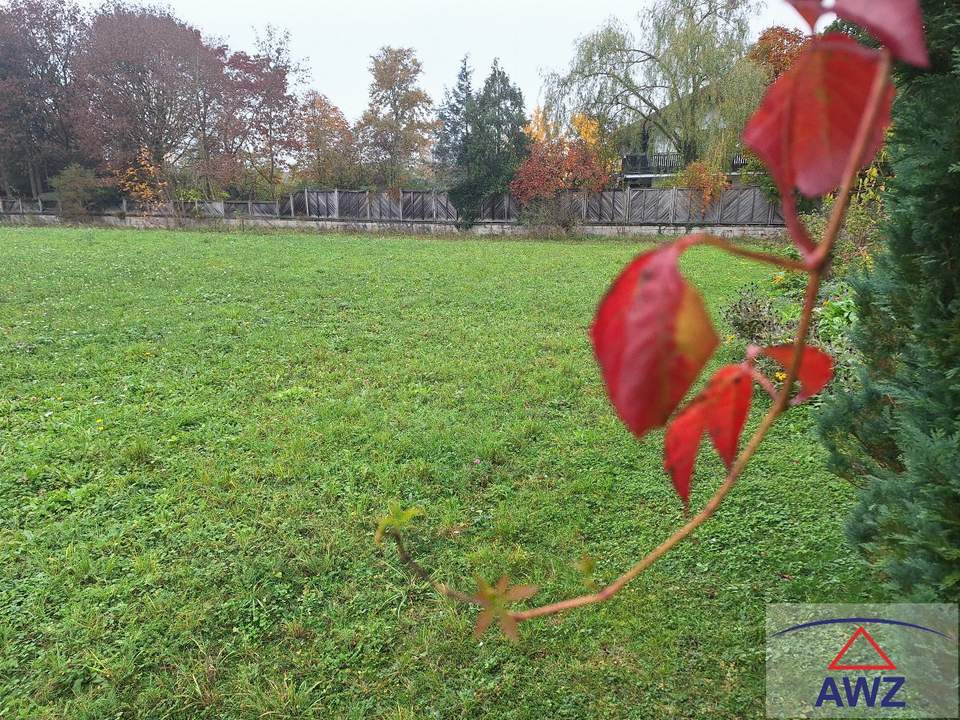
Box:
[524,107,555,144]
[571,113,600,149]
[116,147,168,210]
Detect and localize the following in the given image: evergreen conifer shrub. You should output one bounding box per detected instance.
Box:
[817,0,960,601]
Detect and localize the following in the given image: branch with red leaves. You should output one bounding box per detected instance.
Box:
[378,0,926,640]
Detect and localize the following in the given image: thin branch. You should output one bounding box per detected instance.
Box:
[751,368,779,400]
[509,50,893,626]
[698,235,807,271]
[389,530,475,605]
[385,51,894,631]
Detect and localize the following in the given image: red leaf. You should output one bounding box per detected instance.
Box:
[664,401,706,507]
[592,238,718,438]
[705,365,754,469]
[787,0,929,67]
[743,35,894,199]
[762,345,834,403]
[787,0,826,30]
[664,365,753,506]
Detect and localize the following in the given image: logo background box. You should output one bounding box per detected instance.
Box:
[766,603,958,718]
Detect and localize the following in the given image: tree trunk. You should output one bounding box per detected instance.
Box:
[0,158,13,198]
[27,158,40,199]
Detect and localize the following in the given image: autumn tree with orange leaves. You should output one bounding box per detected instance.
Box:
[510,116,610,229]
[293,92,361,188]
[750,26,808,81]
[510,137,608,205]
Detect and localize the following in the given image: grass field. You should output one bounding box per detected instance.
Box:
[0,227,884,719]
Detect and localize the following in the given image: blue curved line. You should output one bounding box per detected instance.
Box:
[772,617,954,640]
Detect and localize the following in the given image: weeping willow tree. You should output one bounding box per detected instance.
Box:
[545,0,765,164]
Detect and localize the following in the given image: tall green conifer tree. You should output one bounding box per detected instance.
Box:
[435,56,473,178]
[448,60,528,225]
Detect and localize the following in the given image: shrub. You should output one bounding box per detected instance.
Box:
[724,274,862,390]
[677,161,729,212]
[812,280,860,386]
[799,160,887,278]
[817,0,960,602]
[510,139,608,202]
[117,147,169,211]
[516,197,581,233]
[52,165,100,218]
[722,283,787,347]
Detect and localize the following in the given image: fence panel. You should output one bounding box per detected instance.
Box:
[599,190,627,223]
[478,196,493,222]
[650,189,674,224]
[338,191,364,219]
[304,190,337,218]
[771,200,785,225]
[357,191,371,220]
[750,187,775,225]
[627,189,642,223]
[224,201,246,217]
[488,193,516,222]
[435,193,457,221]
[489,194,508,222]
[368,192,401,221]
[701,191,722,224]
[719,186,757,225]
[251,202,277,217]
[629,189,656,223]
[1,185,783,226]
[557,192,579,221]
[585,192,601,222]
[674,189,699,225]
[402,191,431,221]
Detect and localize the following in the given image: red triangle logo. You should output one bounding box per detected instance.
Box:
[828,626,897,671]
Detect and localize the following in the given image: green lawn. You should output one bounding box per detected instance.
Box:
[0,227,883,719]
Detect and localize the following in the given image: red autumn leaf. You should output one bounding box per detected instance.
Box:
[592,238,718,438]
[743,35,894,199]
[664,365,753,507]
[762,345,834,403]
[664,401,706,507]
[787,0,825,30]
[787,0,929,68]
[705,365,754,469]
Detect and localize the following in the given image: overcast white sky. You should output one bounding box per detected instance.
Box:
[79,0,807,121]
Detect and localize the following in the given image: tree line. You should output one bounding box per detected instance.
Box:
[0,0,800,219]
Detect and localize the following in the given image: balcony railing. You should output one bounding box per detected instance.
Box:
[622,153,749,177]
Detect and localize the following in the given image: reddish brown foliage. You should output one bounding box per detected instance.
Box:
[750,26,808,81]
[761,345,834,404]
[677,161,730,212]
[510,138,609,204]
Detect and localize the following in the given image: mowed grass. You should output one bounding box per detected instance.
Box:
[0,227,883,719]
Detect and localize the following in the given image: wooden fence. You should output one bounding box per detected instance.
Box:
[0,186,784,227]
